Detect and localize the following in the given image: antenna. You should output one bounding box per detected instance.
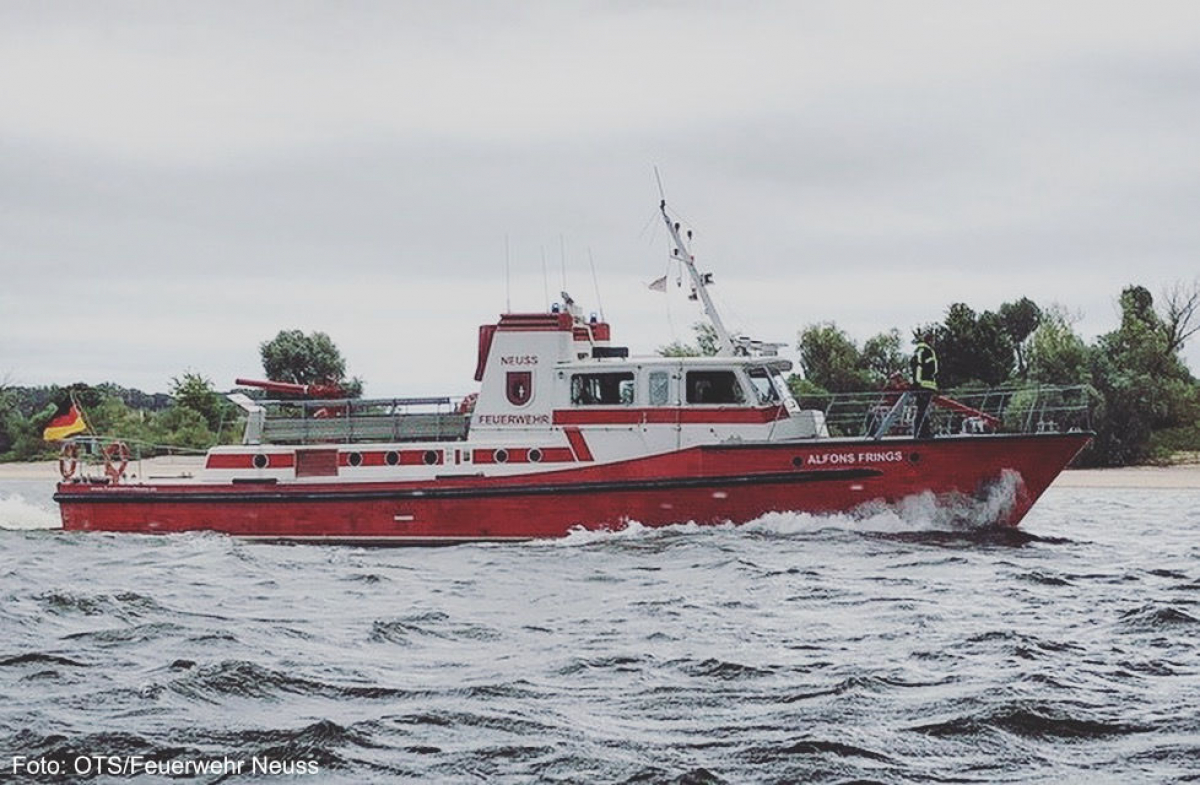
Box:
[504,234,512,313]
[659,200,735,355]
[559,234,567,291]
[541,246,550,311]
[588,248,605,322]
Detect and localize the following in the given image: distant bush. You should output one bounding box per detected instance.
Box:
[0,380,242,462]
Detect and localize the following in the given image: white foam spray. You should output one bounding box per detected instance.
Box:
[549,470,1026,545]
[0,492,61,530]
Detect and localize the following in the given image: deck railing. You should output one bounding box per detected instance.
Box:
[797,384,1093,439]
[252,396,473,445]
[237,385,1091,445]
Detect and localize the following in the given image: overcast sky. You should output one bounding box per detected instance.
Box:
[3,1,1198,397]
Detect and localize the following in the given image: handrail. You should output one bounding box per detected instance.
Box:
[799,384,1093,439]
[248,394,475,445]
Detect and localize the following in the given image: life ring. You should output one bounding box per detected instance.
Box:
[58,442,79,480]
[102,441,131,483]
[457,393,478,415]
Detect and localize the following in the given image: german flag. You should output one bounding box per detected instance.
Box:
[43,401,88,442]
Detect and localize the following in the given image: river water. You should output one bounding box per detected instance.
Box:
[1,478,1198,783]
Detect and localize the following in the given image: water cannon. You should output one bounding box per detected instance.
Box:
[235,378,346,399]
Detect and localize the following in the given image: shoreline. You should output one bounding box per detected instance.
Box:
[1050,463,1200,490]
[0,457,1197,489]
[0,456,207,481]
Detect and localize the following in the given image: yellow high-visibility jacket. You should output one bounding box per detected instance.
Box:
[911,342,938,390]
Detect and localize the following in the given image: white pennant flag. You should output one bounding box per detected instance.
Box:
[648,275,667,292]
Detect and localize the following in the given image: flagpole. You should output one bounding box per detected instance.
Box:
[69,391,96,437]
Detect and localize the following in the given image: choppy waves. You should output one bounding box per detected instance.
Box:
[1,481,1199,782]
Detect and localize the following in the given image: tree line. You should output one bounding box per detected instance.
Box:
[789,284,1199,466]
[4,288,1198,467]
[0,330,358,461]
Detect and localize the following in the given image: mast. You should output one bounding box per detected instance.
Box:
[659,200,736,356]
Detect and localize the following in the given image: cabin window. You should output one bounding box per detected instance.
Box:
[685,370,746,404]
[648,371,670,406]
[571,372,635,406]
[747,367,780,404]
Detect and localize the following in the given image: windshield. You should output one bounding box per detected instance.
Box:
[768,367,801,413]
[747,367,780,405]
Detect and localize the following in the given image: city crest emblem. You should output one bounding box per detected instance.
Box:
[506,371,533,406]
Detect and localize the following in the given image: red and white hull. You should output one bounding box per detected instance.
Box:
[52,202,1095,542]
[56,433,1090,544]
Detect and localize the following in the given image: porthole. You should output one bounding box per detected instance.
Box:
[252,454,269,470]
[528,448,543,463]
[792,456,804,468]
[385,451,400,466]
[422,450,439,466]
[909,452,921,464]
[347,452,363,467]
[494,448,509,464]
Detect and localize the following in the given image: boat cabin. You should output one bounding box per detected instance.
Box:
[206,201,829,481]
[211,302,825,481]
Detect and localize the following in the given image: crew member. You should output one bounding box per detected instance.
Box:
[910,333,939,438]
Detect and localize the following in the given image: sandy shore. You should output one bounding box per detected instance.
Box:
[0,456,206,481]
[1050,463,1200,490]
[1,455,1198,489]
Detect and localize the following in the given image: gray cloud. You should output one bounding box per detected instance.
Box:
[2,1,1198,393]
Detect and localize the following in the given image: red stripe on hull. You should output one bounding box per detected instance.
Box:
[564,428,593,461]
[553,406,786,425]
[56,434,1090,541]
[205,453,296,470]
[207,449,446,470]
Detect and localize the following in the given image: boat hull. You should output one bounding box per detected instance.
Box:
[55,433,1091,543]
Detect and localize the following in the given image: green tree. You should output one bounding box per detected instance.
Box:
[170,372,225,431]
[6,414,52,460]
[999,297,1042,377]
[1088,285,1196,465]
[1162,279,1200,356]
[96,397,158,445]
[0,384,93,460]
[658,322,719,357]
[152,406,216,451]
[659,342,702,357]
[795,323,907,393]
[0,381,14,456]
[0,381,242,462]
[797,322,874,392]
[260,330,363,397]
[1026,305,1090,385]
[925,304,1015,388]
[785,374,832,409]
[861,329,906,381]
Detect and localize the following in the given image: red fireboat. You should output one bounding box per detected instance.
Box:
[54,203,1092,543]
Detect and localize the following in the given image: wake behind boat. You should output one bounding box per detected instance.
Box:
[54,202,1093,542]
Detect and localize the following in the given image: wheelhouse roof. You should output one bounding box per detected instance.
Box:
[557,355,793,372]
